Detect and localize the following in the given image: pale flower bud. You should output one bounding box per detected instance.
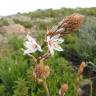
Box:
[59,84,68,96]
[79,61,86,74]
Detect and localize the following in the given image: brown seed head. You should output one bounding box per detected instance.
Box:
[59,84,68,96]
[33,64,50,79]
[61,13,84,32]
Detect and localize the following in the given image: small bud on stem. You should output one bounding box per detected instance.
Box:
[59,84,68,96]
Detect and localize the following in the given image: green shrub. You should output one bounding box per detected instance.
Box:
[75,17,96,62]
[0,36,30,95]
[0,84,6,96]
[24,8,96,19]
[14,19,32,28]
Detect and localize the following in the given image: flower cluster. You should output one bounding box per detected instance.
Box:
[24,34,64,56]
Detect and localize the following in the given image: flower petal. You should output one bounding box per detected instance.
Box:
[51,34,60,40]
[24,49,37,55]
[49,47,54,55]
[54,45,63,51]
[24,41,33,48]
[26,35,36,43]
[57,38,64,44]
[47,36,51,42]
[37,44,43,52]
[48,44,54,55]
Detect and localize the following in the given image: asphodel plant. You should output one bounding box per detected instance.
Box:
[23,13,84,96]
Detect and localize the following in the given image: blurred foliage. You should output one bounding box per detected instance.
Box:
[0,84,6,96]
[13,78,29,96]
[0,36,31,95]
[24,7,96,18]
[75,17,96,62]
[0,18,9,27]
[14,19,33,28]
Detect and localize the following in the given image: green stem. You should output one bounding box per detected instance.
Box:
[28,54,37,63]
[43,79,50,96]
[90,80,92,96]
[74,72,80,96]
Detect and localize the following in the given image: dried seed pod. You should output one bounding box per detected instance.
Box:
[59,84,68,96]
[33,64,50,79]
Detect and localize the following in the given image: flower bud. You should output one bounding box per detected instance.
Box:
[79,61,86,74]
[33,64,50,80]
[48,13,84,37]
[61,13,84,32]
[59,84,68,96]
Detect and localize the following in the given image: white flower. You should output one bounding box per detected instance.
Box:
[24,35,42,55]
[47,34,64,55]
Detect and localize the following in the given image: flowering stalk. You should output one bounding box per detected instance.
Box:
[23,13,84,96]
[27,54,37,63]
[37,51,51,63]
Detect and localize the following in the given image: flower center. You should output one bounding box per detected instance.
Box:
[32,44,37,49]
[49,40,57,46]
